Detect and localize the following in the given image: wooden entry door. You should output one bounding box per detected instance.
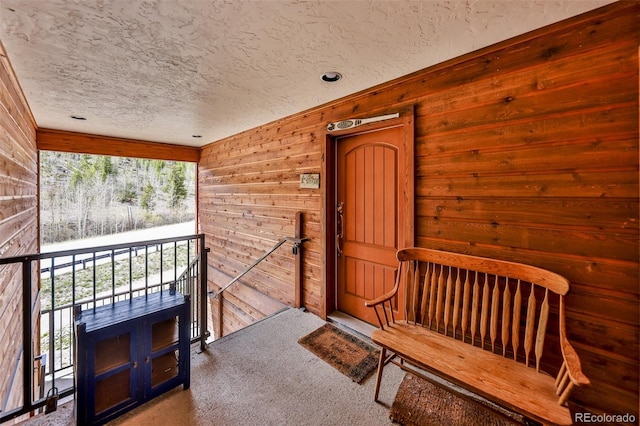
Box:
[336,125,408,325]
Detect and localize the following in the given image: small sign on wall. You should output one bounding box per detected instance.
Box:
[300,173,320,189]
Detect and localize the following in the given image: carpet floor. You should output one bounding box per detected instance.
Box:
[22,308,404,426]
[21,308,526,426]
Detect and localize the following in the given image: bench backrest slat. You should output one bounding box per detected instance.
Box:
[396,248,569,370]
[480,275,490,346]
[452,270,462,336]
[536,289,550,372]
[471,272,480,344]
[524,286,537,366]
[420,262,430,325]
[444,266,454,334]
[511,280,522,360]
[461,271,471,340]
[490,278,500,351]
[501,281,511,356]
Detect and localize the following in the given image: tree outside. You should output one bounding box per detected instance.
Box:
[40,152,196,244]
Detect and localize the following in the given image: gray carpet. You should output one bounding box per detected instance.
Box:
[23,308,404,426]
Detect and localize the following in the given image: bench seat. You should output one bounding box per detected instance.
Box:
[372,321,572,425]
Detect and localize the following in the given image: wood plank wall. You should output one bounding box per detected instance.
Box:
[0,40,39,415]
[198,2,638,417]
[199,126,323,336]
[36,128,200,162]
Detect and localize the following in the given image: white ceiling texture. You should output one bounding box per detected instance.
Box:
[0,0,613,148]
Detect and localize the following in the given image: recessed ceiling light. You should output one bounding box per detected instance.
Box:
[321,72,342,83]
[70,115,86,120]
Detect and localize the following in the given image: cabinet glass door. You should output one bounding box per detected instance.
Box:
[94,333,134,414]
[150,316,180,388]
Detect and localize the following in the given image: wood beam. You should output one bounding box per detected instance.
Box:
[37,128,200,162]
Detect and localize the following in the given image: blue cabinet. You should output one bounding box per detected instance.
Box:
[75,292,190,425]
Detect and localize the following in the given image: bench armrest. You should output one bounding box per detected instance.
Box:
[365,269,401,328]
[555,298,590,405]
[364,284,399,308]
[560,333,590,387]
[558,298,589,387]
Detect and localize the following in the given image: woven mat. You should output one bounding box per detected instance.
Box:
[298,323,379,383]
[389,374,526,426]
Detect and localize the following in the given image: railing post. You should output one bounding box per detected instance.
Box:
[22,259,33,414]
[199,236,210,352]
[295,212,303,309]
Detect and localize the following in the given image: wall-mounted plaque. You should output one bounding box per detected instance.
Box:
[300,173,320,189]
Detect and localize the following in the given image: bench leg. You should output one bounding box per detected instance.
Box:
[374,347,386,402]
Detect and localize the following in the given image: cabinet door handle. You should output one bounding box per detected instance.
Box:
[133,361,138,369]
[145,356,150,363]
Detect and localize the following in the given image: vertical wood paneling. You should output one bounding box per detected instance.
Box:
[197,2,637,417]
[0,40,38,414]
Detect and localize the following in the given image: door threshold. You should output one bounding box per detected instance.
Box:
[327,311,377,340]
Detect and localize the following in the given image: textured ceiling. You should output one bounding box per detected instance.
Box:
[0,0,613,148]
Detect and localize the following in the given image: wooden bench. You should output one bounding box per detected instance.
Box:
[365,247,589,426]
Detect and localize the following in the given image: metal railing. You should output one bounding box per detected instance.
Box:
[208,236,307,299]
[0,233,209,423]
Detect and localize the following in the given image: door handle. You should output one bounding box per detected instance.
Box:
[337,201,344,257]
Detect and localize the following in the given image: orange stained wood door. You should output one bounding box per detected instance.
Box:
[336,126,405,325]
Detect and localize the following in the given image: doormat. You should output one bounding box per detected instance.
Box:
[389,374,526,426]
[298,323,379,383]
